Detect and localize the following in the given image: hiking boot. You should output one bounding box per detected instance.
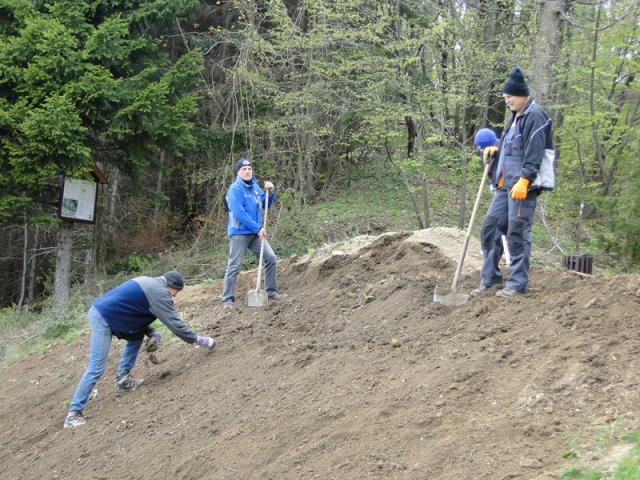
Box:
[222,300,234,309]
[115,373,142,394]
[496,287,522,298]
[268,292,287,301]
[63,411,86,429]
[469,284,502,298]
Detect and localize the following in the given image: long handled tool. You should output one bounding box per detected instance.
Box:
[434,159,492,306]
[247,191,269,307]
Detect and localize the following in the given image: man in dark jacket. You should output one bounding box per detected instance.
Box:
[63,271,215,429]
[471,67,554,298]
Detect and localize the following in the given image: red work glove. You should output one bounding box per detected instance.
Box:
[511,177,530,201]
[482,146,499,165]
[196,336,216,348]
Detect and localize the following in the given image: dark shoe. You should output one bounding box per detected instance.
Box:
[116,373,142,394]
[222,300,234,309]
[63,411,86,429]
[268,292,287,301]
[469,284,502,298]
[496,287,522,298]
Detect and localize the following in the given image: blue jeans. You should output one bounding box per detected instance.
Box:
[68,307,143,413]
[222,234,277,303]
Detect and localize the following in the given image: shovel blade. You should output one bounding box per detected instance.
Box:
[247,288,267,307]
[433,286,469,307]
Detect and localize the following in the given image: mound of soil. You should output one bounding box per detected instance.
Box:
[2,227,639,480]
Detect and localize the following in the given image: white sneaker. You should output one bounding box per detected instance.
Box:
[63,411,86,429]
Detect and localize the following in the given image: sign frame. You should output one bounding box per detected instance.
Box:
[58,176,99,224]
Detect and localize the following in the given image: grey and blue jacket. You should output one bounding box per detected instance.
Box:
[226,177,275,236]
[490,99,555,192]
[92,276,197,343]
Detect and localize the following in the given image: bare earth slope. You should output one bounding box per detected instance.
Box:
[1,228,639,480]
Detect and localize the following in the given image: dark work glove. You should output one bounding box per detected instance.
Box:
[482,146,499,165]
[145,332,162,352]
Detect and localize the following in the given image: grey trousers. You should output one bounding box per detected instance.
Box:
[222,234,278,303]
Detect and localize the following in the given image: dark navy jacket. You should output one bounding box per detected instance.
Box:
[490,99,554,191]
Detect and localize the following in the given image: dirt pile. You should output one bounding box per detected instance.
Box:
[1,227,639,480]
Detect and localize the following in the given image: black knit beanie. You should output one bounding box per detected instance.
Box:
[234,158,252,175]
[502,67,530,96]
[163,270,184,290]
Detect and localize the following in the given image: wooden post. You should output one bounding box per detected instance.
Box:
[54,222,73,309]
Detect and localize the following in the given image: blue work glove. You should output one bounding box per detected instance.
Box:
[196,336,216,348]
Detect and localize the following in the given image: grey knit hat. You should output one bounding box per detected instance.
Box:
[502,67,530,96]
[163,270,184,290]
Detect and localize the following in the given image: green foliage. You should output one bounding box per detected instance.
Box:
[564,450,579,459]
[548,0,640,269]
[0,297,87,365]
[612,432,640,479]
[122,253,155,274]
[2,0,640,314]
[559,469,602,480]
[0,0,204,222]
[613,459,640,480]
[559,428,640,480]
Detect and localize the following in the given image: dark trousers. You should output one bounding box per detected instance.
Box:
[479,188,537,292]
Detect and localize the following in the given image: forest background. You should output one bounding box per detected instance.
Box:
[0,0,638,326]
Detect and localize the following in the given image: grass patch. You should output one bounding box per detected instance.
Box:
[560,429,640,480]
[0,295,89,366]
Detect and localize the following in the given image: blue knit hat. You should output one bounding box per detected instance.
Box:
[474,128,498,148]
[502,67,530,96]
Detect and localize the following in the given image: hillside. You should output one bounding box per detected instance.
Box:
[1,227,639,480]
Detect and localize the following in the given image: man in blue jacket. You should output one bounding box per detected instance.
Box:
[221,158,283,307]
[64,271,215,429]
[471,67,554,298]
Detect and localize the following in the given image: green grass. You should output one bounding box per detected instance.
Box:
[560,468,603,480]
[560,430,640,479]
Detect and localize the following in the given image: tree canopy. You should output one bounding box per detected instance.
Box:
[1,0,639,307]
[0,0,204,222]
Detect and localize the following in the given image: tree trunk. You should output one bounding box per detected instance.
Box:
[420,169,431,228]
[385,142,425,229]
[108,167,120,222]
[155,150,166,216]
[27,226,39,304]
[83,248,93,285]
[405,116,417,157]
[588,4,607,188]
[18,211,28,309]
[54,222,74,309]
[458,156,468,229]
[529,0,565,105]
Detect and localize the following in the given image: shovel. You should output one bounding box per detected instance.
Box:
[434,159,492,306]
[247,191,269,307]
